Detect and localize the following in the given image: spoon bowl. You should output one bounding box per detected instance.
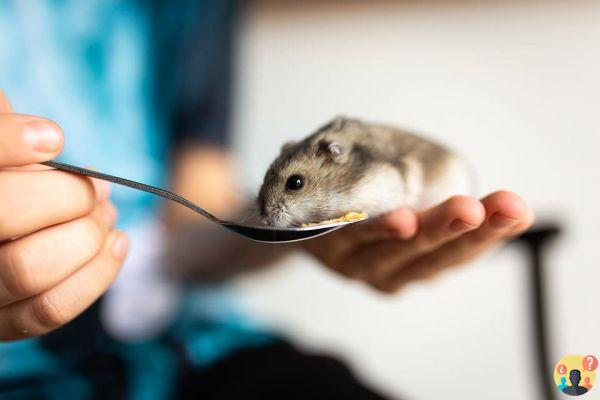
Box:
[222,220,355,243]
[42,160,364,243]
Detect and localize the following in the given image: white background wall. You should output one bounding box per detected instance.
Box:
[230,1,600,399]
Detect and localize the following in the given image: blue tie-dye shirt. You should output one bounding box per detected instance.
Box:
[0,2,273,399]
[0,0,233,226]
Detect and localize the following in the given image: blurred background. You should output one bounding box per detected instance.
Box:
[229,1,600,399]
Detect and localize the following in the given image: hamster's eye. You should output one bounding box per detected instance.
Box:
[285,174,305,191]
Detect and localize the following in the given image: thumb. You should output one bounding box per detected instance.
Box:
[0,89,13,113]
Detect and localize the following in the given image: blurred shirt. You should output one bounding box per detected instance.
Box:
[0,0,233,226]
[0,1,273,399]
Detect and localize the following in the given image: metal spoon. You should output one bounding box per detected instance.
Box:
[41,160,364,243]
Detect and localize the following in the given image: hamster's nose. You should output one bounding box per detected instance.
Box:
[263,202,284,215]
[261,210,281,226]
[260,204,276,225]
[261,203,289,227]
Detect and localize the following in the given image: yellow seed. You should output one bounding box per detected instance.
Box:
[302,211,368,227]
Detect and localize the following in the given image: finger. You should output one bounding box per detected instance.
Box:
[343,196,485,280]
[0,89,13,113]
[481,190,535,235]
[0,169,106,240]
[337,208,418,245]
[2,165,111,200]
[0,201,117,306]
[0,230,129,341]
[382,191,534,293]
[82,166,112,204]
[0,114,64,167]
[306,208,418,265]
[411,195,486,252]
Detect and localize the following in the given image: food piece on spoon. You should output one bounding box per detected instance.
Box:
[301,211,368,227]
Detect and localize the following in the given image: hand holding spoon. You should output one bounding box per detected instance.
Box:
[42,161,363,243]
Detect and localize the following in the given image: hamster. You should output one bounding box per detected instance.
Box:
[258,116,472,227]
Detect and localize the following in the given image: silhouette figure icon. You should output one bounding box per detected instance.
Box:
[558,377,568,391]
[563,369,588,396]
[583,376,592,390]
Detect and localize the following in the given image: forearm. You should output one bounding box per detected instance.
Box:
[164,220,295,282]
[163,144,294,281]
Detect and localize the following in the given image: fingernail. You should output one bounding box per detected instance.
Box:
[111,232,129,261]
[489,213,518,229]
[24,120,62,153]
[104,202,117,226]
[450,219,477,232]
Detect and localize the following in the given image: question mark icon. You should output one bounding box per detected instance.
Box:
[557,364,567,374]
[582,355,598,371]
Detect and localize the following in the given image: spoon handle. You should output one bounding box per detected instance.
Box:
[41,160,222,223]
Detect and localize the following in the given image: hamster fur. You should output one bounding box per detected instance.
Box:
[258,116,472,227]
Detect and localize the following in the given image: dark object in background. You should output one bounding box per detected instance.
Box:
[511,224,561,400]
[178,341,392,400]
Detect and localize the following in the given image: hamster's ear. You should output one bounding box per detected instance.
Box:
[331,115,348,131]
[315,115,349,135]
[318,139,348,163]
[281,141,297,153]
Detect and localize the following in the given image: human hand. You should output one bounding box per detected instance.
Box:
[0,90,129,341]
[302,191,534,293]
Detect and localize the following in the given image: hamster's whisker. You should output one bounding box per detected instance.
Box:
[236,213,255,223]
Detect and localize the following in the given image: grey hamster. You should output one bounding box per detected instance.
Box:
[258,116,472,227]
